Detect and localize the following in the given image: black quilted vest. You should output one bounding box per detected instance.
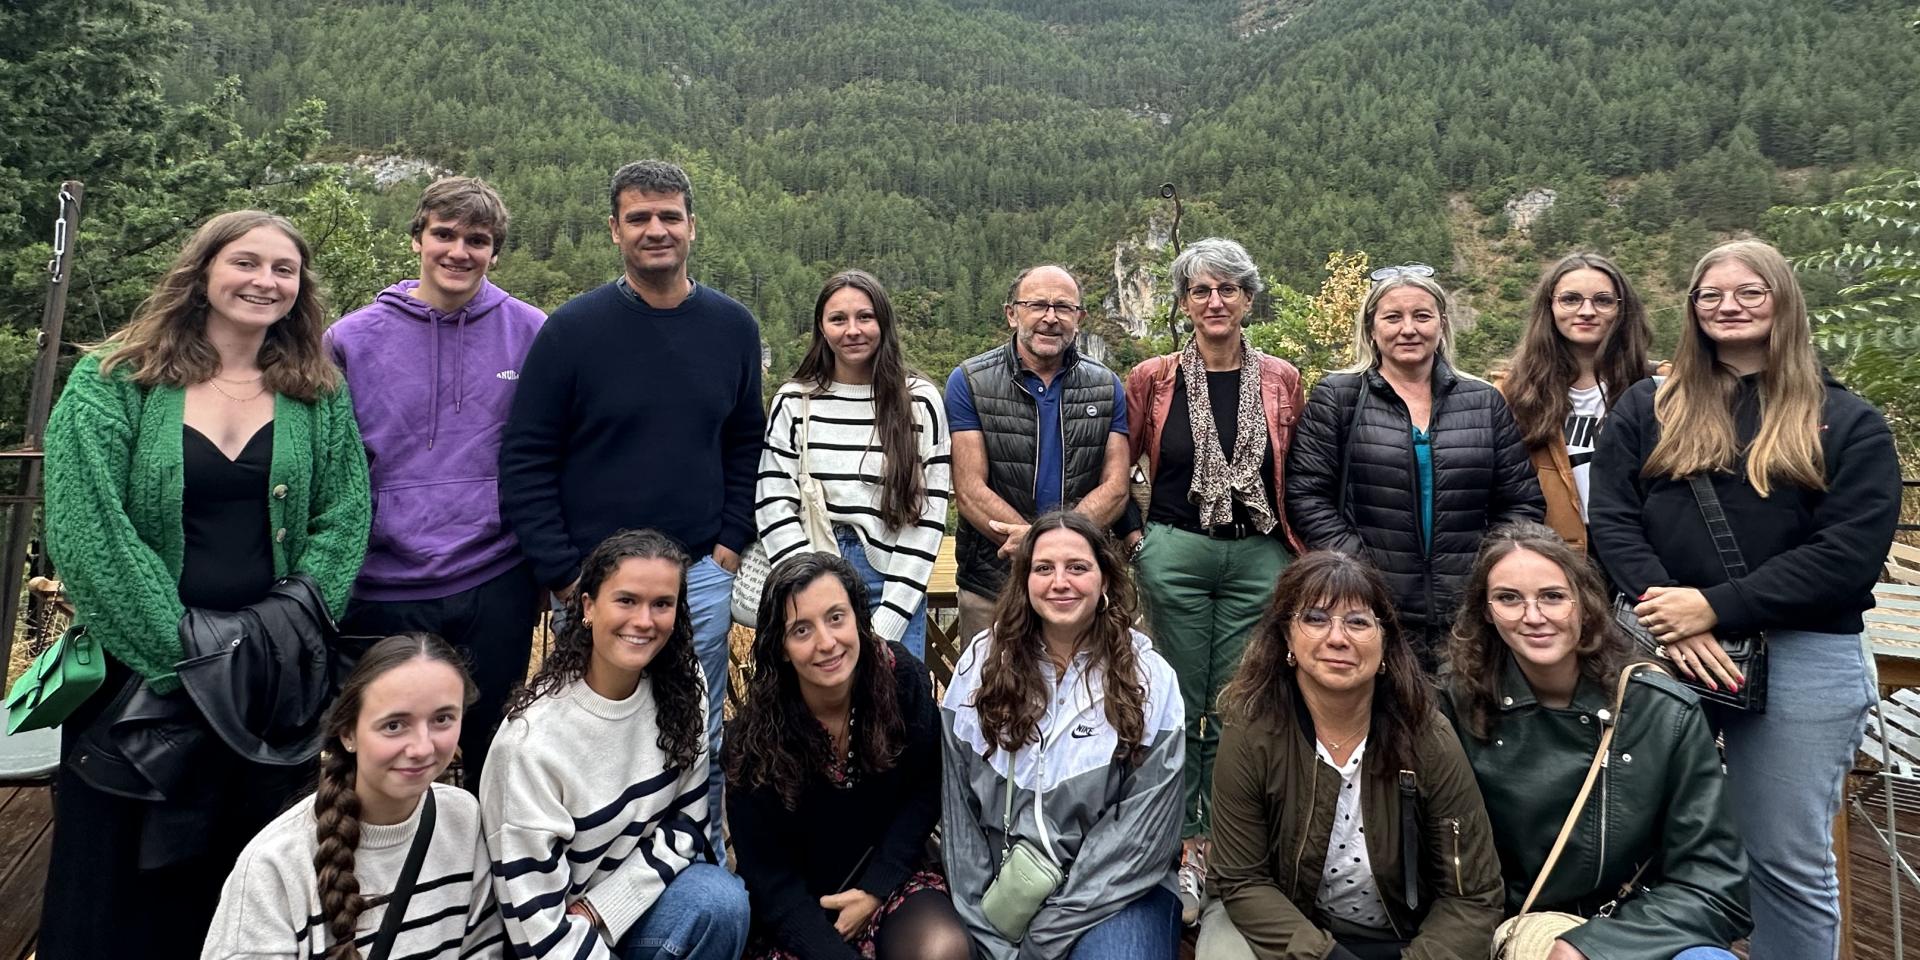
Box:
[954,341,1118,596]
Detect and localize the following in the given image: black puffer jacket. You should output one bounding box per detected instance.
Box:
[1286,364,1543,635]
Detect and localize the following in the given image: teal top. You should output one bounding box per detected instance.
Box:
[42,351,371,693]
[1412,425,1434,552]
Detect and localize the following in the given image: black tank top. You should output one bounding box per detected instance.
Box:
[177,423,276,611]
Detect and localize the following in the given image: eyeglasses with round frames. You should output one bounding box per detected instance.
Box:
[1689,285,1771,310]
[1291,608,1381,639]
[1185,283,1245,304]
[1486,590,1575,621]
[1554,292,1620,313]
[1011,299,1085,319]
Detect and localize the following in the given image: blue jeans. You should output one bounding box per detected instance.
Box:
[614,862,749,960]
[836,526,928,659]
[1068,885,1179,959]
[1673,949,1739,960]
[684,555,735,869]
[1712,629,1874,960]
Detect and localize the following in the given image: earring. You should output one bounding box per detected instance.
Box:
[1285,650,1296,667]
[1379,661,1387,675]
[1099,593,1110,612]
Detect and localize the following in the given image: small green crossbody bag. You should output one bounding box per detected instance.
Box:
[980,762,1064,941]
[6,623,107,734]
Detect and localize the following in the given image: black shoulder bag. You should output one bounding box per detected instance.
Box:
[1616,477,1769,712]
[366,786,438,960]
[1335,378,1372,524]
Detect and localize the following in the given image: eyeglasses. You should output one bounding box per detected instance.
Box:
[1011,299,1086,319]
[1369,263,1435,282]
[1292,608,1381,639]
[1185,283,1245,304]
[1486,590,1575,621]
[1689,285,1771,309]
[1554,292,1620,313]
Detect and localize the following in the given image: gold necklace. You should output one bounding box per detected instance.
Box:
[1317,720,1371,753]
[209,379,268,402]
[214,374,263,384]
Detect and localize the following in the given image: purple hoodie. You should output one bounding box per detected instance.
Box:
[327,279,546,601]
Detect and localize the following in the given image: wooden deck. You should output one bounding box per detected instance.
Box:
[0,784,51,960]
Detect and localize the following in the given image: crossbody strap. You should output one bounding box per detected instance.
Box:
[1685,475,1750,579]
[1517,664,1644,915]
[367,786,437,960]
[799,394,815,480]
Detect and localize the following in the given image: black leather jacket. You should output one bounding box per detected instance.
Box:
[1285,363,1543,635]
[1440,656,1752,960]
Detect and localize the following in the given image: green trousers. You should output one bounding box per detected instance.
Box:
[1135,521,1290,839]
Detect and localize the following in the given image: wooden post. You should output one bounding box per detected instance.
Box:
[1,181,83,681]
[1837,806,1854,960]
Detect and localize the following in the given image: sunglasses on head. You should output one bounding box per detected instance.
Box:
[1369,263,1436,282]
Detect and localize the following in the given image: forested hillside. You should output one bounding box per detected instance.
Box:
[6,0,1920,422]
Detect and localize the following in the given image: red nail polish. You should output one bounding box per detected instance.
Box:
[1638,592,1648,601]
[1706,680,1718,691]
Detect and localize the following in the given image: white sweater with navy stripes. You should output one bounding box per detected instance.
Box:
[478,674,711,960]
[201,782,505,960]
[754,378,952,642]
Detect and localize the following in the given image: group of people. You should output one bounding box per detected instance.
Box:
[27,157,1901,960]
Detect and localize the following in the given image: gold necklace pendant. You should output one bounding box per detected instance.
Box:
[209,379,268,403]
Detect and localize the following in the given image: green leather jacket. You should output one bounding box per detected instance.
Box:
[1210,705,1504,959]
[1440,655,1752,960]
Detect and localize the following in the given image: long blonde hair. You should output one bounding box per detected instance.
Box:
[1644,239,1825,496]
[96,210,339,402]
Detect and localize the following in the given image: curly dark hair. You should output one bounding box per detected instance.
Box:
[1444,521,1633,741]
[1218,550,1432,775]
[313,633,477,960]
[974,510,1147,765]
[725,552,906,810]
[503,529,706,771]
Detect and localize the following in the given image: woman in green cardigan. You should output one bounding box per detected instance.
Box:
[36,210,370,960]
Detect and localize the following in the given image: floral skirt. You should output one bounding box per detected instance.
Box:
[746,869,950,960]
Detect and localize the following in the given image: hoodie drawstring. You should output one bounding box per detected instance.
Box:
[428,308,442,450]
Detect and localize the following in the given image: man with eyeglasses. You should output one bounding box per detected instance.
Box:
[946,264,1134,645]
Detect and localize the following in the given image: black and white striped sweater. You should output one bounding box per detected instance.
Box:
[479,675,711,960]
[202,782,505,959]
[754,378,952,641]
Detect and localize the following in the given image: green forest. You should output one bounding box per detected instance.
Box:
[4,0,1920,445]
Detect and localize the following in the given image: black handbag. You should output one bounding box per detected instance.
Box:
[1615,476,1768,712]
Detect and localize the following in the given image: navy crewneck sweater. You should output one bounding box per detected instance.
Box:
[499,279,764,588]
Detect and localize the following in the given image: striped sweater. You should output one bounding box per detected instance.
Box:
[479,675,712,959]
[754,378,952,641]
[201,783,505,960]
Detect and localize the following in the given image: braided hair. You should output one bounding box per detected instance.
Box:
[313,633,477,960]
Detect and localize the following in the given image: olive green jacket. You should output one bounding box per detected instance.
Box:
[1210,705,1504,960]
[1440,656,1751,960]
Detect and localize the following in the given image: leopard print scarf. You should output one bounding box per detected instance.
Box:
[1179,332,1275,533]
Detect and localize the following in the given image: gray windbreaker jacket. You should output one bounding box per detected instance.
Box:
[940,628,1184,959]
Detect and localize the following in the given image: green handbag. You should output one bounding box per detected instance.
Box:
[6,624,107,734]
[980,762,1064,941]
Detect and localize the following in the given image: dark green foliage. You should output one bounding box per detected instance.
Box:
[8,0,1920,402]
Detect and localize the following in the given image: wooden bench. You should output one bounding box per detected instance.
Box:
[924,540,960,691]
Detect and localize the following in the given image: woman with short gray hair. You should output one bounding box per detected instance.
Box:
[1124,237,1306,926]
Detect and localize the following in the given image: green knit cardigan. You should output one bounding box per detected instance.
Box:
[43,352,371,694]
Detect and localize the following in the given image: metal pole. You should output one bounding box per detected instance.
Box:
[2,181,83,680]
[1160,183,1184,344]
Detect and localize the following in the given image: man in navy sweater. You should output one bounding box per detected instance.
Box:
[499,160,764,862]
